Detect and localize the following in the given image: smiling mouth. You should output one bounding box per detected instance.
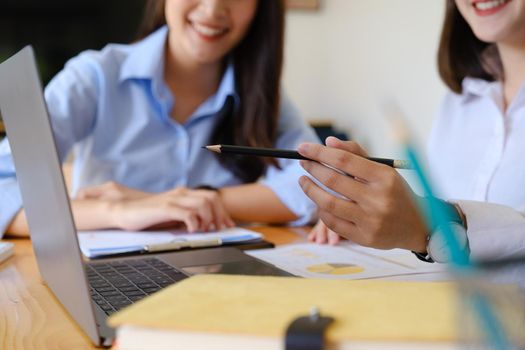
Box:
[472,0,512,13]
[190,21,228,39]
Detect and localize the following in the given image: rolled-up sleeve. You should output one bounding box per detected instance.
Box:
[458,200,525,261]
[259,93,321,226]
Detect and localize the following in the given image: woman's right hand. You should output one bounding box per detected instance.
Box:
[308,219,342,245]
[76,181,149,201]
[107,187,235,233]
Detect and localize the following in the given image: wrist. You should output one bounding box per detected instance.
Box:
[106,201,124,229]
[406,205,430,253]
[412,199,469,263]
[411,230,429,253]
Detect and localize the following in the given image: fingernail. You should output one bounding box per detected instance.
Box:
[325,136,342,148]
[298,176,307,187]
[297,143,309,154]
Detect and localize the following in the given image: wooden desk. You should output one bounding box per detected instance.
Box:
[0,226,308,349]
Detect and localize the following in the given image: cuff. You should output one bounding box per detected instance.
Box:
[457,200,525,261]
[259,169,317,227]
[0,179,23,237]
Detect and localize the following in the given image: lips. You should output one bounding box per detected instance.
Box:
[190,21,228,41]
[471,0,512,16]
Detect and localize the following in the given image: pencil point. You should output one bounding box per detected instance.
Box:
[205,145,221,154]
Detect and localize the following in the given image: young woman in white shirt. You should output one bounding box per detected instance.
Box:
[301,0,525,262]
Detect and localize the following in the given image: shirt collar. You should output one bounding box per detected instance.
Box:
[185,62,239,124]
[460,77,502,103]
[119,26,168,83]
[460,77,525,115]
[118,25,239,123]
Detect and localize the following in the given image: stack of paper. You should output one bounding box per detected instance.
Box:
[77,227,262,258]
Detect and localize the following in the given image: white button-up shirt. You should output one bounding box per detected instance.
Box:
[428,77,525,260]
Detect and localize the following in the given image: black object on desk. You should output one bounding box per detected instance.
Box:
[285,307,334,350]
[230,239,274,251]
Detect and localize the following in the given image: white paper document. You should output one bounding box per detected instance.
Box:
[246,242,448,281]
[78,227,262,258]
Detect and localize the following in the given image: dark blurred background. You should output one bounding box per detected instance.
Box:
[0,0,147,135]
[0,0,146,85]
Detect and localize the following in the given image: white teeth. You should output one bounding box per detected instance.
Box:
[474,0,508,11]
[192,23,226,37]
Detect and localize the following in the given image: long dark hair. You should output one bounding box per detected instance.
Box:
[137,0,285,183]
[437,0,502,94]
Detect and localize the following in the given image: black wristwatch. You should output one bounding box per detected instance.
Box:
[194,185,219,192]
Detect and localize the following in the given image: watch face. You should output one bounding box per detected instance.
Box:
[428,223,468,263]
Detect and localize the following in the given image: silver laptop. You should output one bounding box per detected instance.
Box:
[0,46,290,347]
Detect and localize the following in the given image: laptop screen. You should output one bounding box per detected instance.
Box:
[0,46,101,345]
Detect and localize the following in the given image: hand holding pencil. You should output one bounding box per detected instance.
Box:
[296,136,428,252]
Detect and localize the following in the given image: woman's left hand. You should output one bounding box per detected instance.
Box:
[297,136,428,252]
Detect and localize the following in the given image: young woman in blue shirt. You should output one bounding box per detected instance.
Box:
[0,0,319,237]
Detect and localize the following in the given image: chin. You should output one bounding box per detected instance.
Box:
[474,33,500,43]
[191,54,223,65]
[190,47,229,65]
[472,27,511,43]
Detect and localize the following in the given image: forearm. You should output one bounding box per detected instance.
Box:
[70,199,118,230]
[5,199,117,237]
[220,184,298,224]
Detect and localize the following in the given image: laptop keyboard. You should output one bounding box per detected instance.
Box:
[86,258,187,315]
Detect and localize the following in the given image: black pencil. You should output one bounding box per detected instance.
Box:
[203,144,412,169]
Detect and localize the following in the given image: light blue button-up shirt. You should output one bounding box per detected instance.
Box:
[0,26,320,235]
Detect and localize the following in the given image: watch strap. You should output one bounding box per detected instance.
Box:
[194,185,219,192]
[412,250,435,263]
